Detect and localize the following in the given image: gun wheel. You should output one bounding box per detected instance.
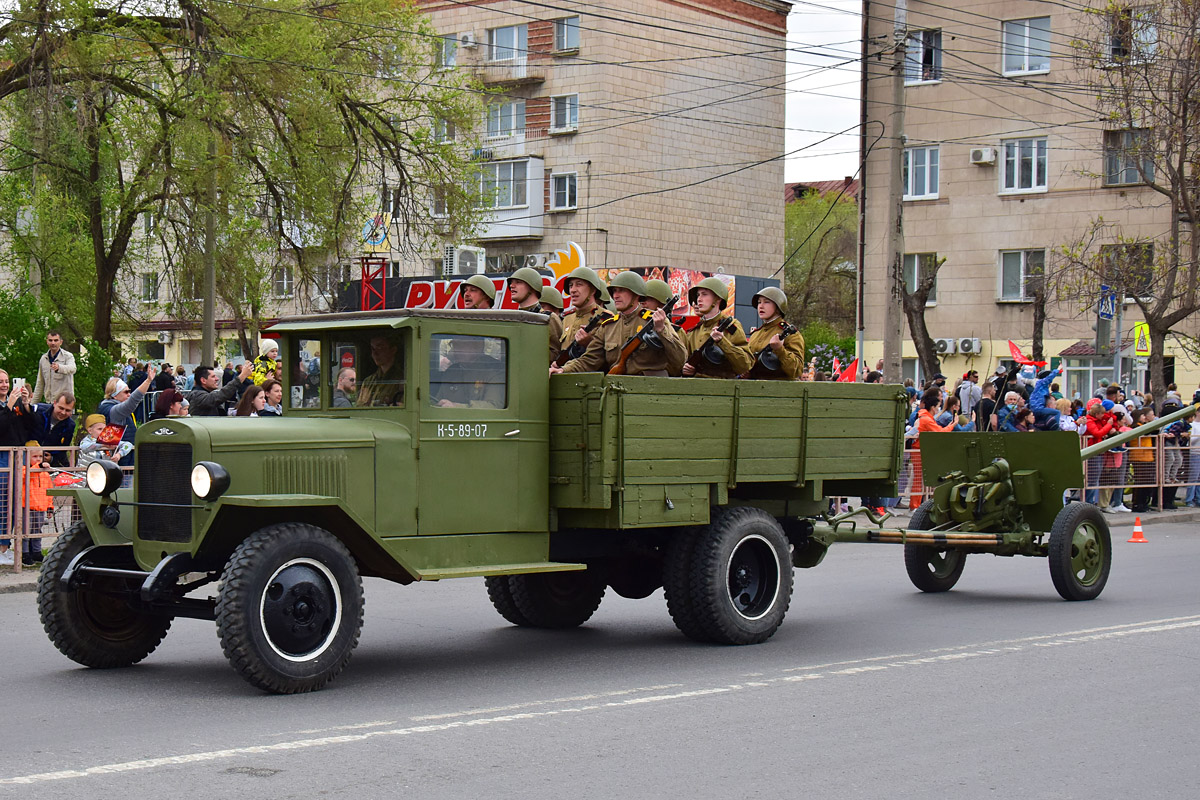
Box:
[38,523,172,668]
[904,500,967,593]
[1048,502,1111,601]
[216,523,363,694]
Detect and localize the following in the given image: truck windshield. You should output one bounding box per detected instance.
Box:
[328,330,406,408]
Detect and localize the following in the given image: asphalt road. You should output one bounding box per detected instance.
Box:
[2,524,1198,799]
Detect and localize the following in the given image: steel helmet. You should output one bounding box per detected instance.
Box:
[750,286,787,315]
[688,276,730,310]
[462,274,496,303]
[565,266,611,305]
[644,279,674,306]
[607,271,648,298]
[539,285,564,310]
[508,267,545,295]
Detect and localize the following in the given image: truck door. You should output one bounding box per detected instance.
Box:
[418,332,524,534]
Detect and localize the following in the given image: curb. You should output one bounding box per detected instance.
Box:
[1104,508,1200,528]
[0,578,39,595]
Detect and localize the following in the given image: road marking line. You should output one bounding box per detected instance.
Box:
[409,684,684,721]
[4,615,1196,787]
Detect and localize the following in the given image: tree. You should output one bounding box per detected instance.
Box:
[0,0,484,349]
[899,252,944,380]
[782,188,856,334]
[1060,1,1200,400]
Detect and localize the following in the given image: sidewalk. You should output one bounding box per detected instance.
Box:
[0,566,41,595]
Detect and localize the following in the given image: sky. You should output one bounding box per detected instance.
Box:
[784,1,863,183]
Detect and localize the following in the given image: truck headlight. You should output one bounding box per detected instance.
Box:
[191,461,230,502]
[85,460,123,497]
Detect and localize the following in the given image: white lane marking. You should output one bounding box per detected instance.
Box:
[4,615,1198,787]
[409,683,684,722]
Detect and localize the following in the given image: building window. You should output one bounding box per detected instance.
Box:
[433,117,455,143]
[488,24,526,62]
[551,173,577,210]
[140,272,159,304]
[437,34,457,69]
[1100,243,1154,300]
[1002,17,1051,75]
[486,99,525,139]
[1001,137,1048,193]
[480,160,528,209]
[431,186,448,218]
[903,253,938,305]
[550,94,578,132]
[1104,129,1153,186]
[272,266,294,298]
[1108,7,1157,63]
[905,29,941,84]
[999,249,1045,301]
[554,17,580,51]
[903,146,939,200]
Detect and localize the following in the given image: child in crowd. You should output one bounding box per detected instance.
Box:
[77,413,134,468]
[1130,407,1158,513]
[18,441,52,565]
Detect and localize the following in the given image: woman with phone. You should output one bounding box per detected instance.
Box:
[0,369,36,565]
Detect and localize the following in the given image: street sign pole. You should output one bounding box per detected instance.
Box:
[1113,293,1124,385]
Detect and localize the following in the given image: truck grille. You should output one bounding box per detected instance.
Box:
[137,443,194,543]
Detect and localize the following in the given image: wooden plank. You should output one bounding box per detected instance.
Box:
[804,455,896,476]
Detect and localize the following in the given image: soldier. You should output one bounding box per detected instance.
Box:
[641,279,674,312]
[540,285,566,364]
[554,266,613,367]
[460,274,496,310]
[554,271,685,376]
[746,287,804,380]
[680,277,753,378]
[509,267,563,365]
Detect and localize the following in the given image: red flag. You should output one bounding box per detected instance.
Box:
[1007,340,1047,367]
[831,357,841,376]
[837,357,859,382]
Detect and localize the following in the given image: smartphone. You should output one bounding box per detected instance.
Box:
[12,377,26,391]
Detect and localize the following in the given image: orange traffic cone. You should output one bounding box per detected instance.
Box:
[1128,517,1148,543]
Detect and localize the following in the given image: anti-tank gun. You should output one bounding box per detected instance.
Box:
[831,402,1200,602]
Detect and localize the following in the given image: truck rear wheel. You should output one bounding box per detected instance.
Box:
[663,528,714,642]
[484,576,533,626]
[38,523,172,668]
[215,523,363,694]
[904,500,967,593]
[1048,502,1111,601]
[505,571,606,628]
[686,508,793,645]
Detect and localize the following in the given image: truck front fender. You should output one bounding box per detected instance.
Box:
[47,487,134,545]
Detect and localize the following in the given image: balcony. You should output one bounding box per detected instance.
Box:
[472,55,544,87]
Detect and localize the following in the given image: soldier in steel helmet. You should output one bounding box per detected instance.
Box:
[460,274,496,309]
[557,266,613,358]
[554,271,685,376]
[746,286,804,380]
[681,277,752,379]
[509,267,563,364]
[539,285,566,363]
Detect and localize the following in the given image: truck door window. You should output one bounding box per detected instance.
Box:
[331,331,406,407]
[430,334,508,409]
[291,338,321,409]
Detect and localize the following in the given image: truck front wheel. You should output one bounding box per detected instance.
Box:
[216,524,363,694]
[38,523,172,668]
[503,571,606,628]
[685,508,793,645]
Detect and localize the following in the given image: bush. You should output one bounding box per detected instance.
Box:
[801,321,855,374]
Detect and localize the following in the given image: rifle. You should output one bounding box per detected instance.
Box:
[748,319,800,378]
[554,309,617,367]
[607,296,679,376]
[684,316,736,375]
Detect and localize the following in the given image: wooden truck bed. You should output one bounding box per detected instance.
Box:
[549,375,907,529]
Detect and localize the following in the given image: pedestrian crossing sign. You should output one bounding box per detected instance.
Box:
[1133,322,1151,356]
[1097,288,1116,321]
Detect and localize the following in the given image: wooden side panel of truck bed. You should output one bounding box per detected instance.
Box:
[549,375,906,529]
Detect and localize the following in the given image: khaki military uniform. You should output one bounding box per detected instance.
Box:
[557,304,609,364]
[746,317,805,380]
[682,315,753,379]
[521,301,564,364]
[562,309,687,376]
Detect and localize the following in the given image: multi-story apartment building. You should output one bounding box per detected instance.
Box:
[861,1,1199,396]
[414,0,789,276]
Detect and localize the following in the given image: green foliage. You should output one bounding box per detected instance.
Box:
[783,190,857,335]
[801,321,855,373]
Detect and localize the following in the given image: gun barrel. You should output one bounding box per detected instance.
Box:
[1079,402,1200,461]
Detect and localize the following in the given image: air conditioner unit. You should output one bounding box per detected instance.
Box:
[970,147,996,165]
[934,337,958,354]
[459,31,477,48]
[443,244,486,276]
[524,254,548,269]
[958,337,982,354]
[156,331,173,344]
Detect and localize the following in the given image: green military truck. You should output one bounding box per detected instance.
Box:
[39,308,1109,694]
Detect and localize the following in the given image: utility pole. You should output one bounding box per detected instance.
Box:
[882,0,908,382]
[202,137,216,367]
